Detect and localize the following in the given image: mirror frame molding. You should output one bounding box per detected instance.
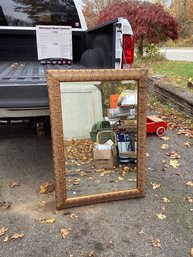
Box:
[47,69,148,209]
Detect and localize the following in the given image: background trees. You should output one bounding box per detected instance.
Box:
[98,1,180,56]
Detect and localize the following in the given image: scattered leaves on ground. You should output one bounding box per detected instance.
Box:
[184,142,191,148]
[60,228,70,238]
[38,218,56,224]
[162,197,170,203]
[156,213,166,220]
[9,181,19,188]
[39,181,55,194]
[88,250,95,257]
[168,151,181,159]
[187,181,193,187]
[0,201,12,209]
[151,182,161,190]
[139,229,145,235]
[38,201,47,207]
[186,197,193,203]
[169,160,180,168]
[160,136,170,141]
[4,233,24,242]
[117,176,124,181]
[151,239,161,248]
[64,139,94,166]
[3,236,9,242]
[0,227,8,236]
[11,233,24,240]
[160,144,169,150]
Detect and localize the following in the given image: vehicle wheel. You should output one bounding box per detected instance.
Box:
[156,127,165,137]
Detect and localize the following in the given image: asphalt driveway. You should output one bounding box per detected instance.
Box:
[0,121,193,257]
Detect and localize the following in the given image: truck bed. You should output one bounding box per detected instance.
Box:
[0,61,84,108]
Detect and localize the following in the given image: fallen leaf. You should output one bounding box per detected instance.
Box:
[0,227,8,236]
[10,233,24,240]
[151,182,161,190]
[88,250,95,257]
[160,136,170,141]
[3,236,9,242]
[151,239,161,248]
[117,176,124,181]
[38,201,46,207]
[38,218,56,224]
[128,179,137,182]
[60,228,70,238]
[139,229,145,235]
[9,181,19,188]
[187,181,193,187]
[0,201,12,209]
[156,213,166,220]
[160,144,169,150]
[162,197,170,203]
[184,142,191,148]
[39,182,55,194]
[187,197,193,203]
[168,151,181,159]
[69,213,78,220]
[169,160,180,168]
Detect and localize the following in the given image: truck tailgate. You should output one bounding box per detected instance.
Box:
[0,62,84,108]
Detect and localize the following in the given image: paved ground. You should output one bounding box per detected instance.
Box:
[0,122,193,257]
[160,47,193,62]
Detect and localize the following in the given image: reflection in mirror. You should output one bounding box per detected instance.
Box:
[60,80,138,198]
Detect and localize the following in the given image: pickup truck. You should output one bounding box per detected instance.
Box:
[0,0,134,121]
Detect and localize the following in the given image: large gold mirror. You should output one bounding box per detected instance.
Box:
[47,69,147,209]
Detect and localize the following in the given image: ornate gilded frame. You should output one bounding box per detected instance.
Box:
[47,69,148,209]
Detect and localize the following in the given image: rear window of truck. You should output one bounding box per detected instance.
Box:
[0,0,81,28]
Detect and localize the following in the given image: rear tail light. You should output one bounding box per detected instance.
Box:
[121,35,134,68]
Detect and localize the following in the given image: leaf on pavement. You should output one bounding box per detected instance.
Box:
[69,213,78,220]
[169,160,179,168]
[60,228,70,238]
[186,197,193,203]
[162,197,170,203]
[156,213,166,220]
[38,201,47,207]
[38,218,56,224]
[160,144,169,150]
[0,227,8,236]
[117,176,124,181]
[184,142,191,148]
[39,181,55,194]
[9,181,19,188]
[0,201,12,209]
[187,181,193,187]
[160,136,170,141]
[3,236,9,242]
[168,151,181,159]
[88,250,95,257]
[151,182,161,190]
[151,239,161,248]
[10,233,24,240]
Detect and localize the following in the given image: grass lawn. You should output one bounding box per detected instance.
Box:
[134,57,193,89]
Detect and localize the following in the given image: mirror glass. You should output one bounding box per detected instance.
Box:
[59,80,138,198]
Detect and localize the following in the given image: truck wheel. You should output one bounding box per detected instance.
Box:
[156,127,165,137]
